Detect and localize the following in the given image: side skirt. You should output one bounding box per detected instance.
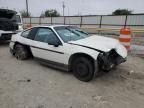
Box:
[34,57,69,71]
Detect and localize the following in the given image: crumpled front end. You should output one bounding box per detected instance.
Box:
[98,45,127,71]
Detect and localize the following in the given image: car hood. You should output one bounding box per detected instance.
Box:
[0,9,17,19]
[69,35,120,52]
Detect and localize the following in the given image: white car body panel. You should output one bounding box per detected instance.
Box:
[70,35,127,58]
[11,33,100,65]
[10,25,127,67]
[31,43,99,65]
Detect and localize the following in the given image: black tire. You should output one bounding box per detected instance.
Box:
[14,44,29,60]
[72,57,95,82]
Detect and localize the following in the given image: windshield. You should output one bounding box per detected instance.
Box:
[15,15,21,23]
[54,26,89,42]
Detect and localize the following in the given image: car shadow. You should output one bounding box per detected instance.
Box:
[31,58,129,84]
[38,61,127,84]
[91,66,128,85]
[36,61,72,75]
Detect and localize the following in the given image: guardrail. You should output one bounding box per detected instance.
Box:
[81,28,144,33]
[80,27,144,46]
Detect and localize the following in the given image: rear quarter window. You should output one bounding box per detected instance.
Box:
[21,29,31,38]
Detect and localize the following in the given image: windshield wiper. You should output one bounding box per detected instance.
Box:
[75,29,89,35]
[65,27,80,36]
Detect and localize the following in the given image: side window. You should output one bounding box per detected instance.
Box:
[34,28,60,43]
[21,29,31,38]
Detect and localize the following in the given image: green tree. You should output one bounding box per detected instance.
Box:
[112,9,133,15]
[20,10,31,18]
[40,9,60,17]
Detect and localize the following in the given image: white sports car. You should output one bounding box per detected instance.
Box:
[10,25,127,82]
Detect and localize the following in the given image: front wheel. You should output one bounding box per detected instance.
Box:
[72,57,96,82]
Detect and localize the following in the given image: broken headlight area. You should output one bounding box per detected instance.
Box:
[98,49,126,71]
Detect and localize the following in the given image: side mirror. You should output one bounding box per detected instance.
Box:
[48,41,61,47]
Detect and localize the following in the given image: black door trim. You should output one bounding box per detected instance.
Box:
[30,45,64,54]
[68,43,105,53]
[35,57,69,71]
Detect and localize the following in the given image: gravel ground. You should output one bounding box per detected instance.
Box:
[0,42,144,108]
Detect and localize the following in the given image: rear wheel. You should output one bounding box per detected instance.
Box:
[14,44,29,60]
[72,57,95,82]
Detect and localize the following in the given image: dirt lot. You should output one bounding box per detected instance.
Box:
[0,42,144,108]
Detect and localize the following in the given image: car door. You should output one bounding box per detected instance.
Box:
[30,27,66,65]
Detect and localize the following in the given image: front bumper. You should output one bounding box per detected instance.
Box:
[0,33,13,40]
[98,49,126,71]
[0,30,20,41]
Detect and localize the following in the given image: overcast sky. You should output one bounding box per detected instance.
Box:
[0,0,144,16]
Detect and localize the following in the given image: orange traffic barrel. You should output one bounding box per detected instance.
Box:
[26,24,32,28]
[119,28,131,50]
